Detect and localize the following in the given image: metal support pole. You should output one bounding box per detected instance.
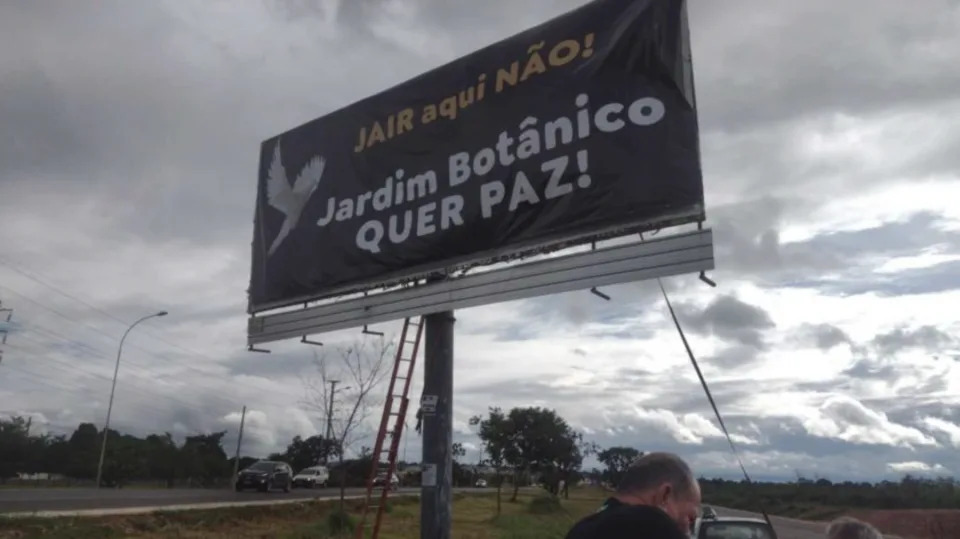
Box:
[421,301,454,539]
[326,380,338,440]
[232,405,247,487]
[96,311,167,488]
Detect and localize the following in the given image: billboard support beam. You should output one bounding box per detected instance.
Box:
[247,229,714,346]
[421,275,454,539]
[362,325,385,337]
[589,287,611,301]
[300,335,324,346]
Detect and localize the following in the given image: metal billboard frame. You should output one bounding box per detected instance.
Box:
[247,228,714,346]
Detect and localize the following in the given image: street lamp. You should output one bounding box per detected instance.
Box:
[96,310,168,488]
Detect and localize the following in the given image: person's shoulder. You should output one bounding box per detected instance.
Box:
[566,503,686,539]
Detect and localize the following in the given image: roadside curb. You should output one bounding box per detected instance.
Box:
[0,492,422,519]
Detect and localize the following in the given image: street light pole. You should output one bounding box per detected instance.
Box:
[96,310,168,488]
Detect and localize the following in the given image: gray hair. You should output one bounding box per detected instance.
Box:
[826,517,883,539]
[616,452,696,497]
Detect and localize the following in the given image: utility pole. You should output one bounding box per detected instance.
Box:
[421,277,455,539]
[325,379,339,442]
[0,300,12,367]
[232,405,247,487]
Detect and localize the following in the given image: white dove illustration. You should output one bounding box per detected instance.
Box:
[265,141,326,257]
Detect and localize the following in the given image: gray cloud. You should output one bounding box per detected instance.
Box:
[873,325,955,356]
[706,344,765,369]
[796,323,852,350]
[677,295,775,349]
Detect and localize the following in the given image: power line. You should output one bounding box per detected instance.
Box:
[0,256,251,371]
[1,348,239,417]
[10,324,246,412]
[0,282,274,395]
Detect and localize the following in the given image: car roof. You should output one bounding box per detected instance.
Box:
[702,517,770,525]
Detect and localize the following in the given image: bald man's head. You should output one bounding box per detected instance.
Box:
[615,452,701,533]
[617,452,697,498]
[826,517,882,539]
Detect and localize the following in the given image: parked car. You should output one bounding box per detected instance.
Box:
[693,511,777,539]
[475,478,488,488]
[372,472,400,489]
[292,465,329,489]
[235,460,292,493]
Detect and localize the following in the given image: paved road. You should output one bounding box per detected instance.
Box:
[0,486,411,516]
[713,506,901,539]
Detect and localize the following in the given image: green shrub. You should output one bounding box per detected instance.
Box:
[326,510,355,534]
[528,495,564,515]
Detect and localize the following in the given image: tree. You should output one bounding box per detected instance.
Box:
[469,407,516,515]
[279,435,341,473]
[451,442,472,487]
[504,407,583,501]
[144,433,178,488]
[66,423,100,479]
[0,416,31,482]
[598,446,642,487]
[302,337,392,508]
[471,407,584,505]
[179,431,230,487]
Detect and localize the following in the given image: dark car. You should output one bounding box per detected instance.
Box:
[235,460,292,493]
[694,512,777,539]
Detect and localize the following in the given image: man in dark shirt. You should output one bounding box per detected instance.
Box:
[566,452,701,539]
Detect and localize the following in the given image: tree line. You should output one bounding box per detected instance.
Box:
[6,412,957,515]
[0,416,234,487]
[0,416,483,490]
[700,475,960,513]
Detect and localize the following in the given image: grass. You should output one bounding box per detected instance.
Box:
[0,488,609,539]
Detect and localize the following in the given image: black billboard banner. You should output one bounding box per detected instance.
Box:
[249,0,703,313]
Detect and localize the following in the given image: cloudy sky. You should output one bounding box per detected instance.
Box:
[1,0,959,482]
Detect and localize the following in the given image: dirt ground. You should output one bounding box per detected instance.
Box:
[842,508,960,539]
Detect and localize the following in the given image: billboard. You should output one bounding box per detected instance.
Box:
[249,0,703,313]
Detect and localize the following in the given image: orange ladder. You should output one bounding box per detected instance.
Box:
[355,316,424,539]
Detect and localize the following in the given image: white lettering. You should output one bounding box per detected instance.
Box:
[357,221,383,253]
[595,103,625,132]
[440,195,464,230]
[628,97,665,126]
[542,156,572,199]
[473,148,496,176]
[448,152,471,187]
[480,181,505,218]
[416,202,437,237]
[495,131,516,166]
[316,197,335,227]
[508,171,540,211]
[388,211,412,243]
[406,171,438,200]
